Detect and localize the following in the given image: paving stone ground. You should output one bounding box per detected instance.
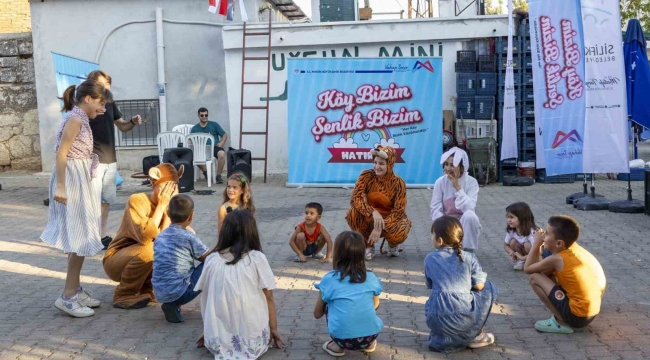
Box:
[0,170,649,360]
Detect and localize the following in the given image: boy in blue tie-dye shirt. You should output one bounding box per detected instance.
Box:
[153,194,209,323]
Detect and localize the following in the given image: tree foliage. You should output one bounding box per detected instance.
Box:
[620,0,650,30]
[485,0,504,15]
[513,0,528,12]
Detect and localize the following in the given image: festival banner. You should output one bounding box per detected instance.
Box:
[500,0,519,161]
[287,58,443,186]
[529,0,586,175]
[581,0,629,173]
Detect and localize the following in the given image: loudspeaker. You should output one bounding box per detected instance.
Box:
[163,147,194,193]
[142,155,160,175]
[645,169,650,216]
[227,148,252,182]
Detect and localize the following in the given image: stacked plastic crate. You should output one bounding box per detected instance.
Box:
[455,51,497,141]
[495,37,522,181]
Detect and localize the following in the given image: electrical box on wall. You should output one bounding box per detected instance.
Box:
[319,0,358,22]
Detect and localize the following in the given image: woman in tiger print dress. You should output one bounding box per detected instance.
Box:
[346,146,411,261]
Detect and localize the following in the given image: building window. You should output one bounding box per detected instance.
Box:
[115,99,161,146]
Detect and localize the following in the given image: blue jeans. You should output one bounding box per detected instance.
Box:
[165,263,204,307]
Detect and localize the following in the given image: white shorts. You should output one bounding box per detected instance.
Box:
[92,163,117,204]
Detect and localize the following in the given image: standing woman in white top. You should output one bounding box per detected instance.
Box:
[430,147,482,251]
[195,210,284,359]
[40,81,113,317]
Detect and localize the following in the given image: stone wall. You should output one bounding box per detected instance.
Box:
[0,0,31,34]
[0,33,40,171]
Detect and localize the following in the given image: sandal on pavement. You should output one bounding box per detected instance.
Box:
[322,340,345,357]
[362,340,377,353]
[468,331,495,349]
[535,316,574,334]
[293,255,307,262]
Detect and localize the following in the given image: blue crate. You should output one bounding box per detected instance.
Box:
[498,72,522,86]
[500,168,519,182]
[496,38,521,54]
[617,167,647,181]
[455,62,477,72]
[456,96,475,119]
[522,119,535,133]
[523,87,535,101]
[536,169,575,184]
[574,173,594,181]
[523,56,533,69]
[456,72,477,95]
[522,137,536,150]
[476,72,497,95]
[524,103,535,117]
[523,72,534,85]
[501,158,517,166]
[478,55,496,72]
[498,56,520,70]
[521,39,531,53]
[475,96,495,119]
[457,50,476,62]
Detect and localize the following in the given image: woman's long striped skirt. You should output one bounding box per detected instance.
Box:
[40,158,103,257]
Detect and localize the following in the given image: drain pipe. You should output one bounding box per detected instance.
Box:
[155,7,168,131]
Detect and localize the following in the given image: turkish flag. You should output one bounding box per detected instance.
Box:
[208,0,217,13]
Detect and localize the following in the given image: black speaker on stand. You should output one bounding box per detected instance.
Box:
[163,147,194,193]
[227,148,252,182]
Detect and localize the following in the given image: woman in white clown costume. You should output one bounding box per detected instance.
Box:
[430,147,482,251]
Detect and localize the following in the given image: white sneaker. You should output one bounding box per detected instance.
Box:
[312,251,326,259]
[76,288,101,308]
[513,260,525,271]
[55,295,95,318]
[387,246,400,257]
[365,246,375,261]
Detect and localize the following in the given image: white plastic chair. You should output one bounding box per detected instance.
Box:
[156,132,185,163]
[172,124,194,137]
[185,133,215,187]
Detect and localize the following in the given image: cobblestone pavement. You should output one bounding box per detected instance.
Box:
[0,170,649,360]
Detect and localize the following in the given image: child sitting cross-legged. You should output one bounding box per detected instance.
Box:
[524,215,606,334]
[503,202,539,271]
[152,194,209,323]
[314,231,383,357]
[289,202,333,263]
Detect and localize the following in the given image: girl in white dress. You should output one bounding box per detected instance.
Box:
[195,210,284,359]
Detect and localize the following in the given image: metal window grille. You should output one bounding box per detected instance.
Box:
[115,99,160,146]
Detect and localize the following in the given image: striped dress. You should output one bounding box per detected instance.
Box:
[40,106,103,257]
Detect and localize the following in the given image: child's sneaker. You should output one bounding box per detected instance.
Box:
[535,316,574,334]
[513,260,525,271]
[312,251,326,260]
[76,288,101,308]
[387,246,400,257]
[161,303,184,323]
[55,294,95,318]
[365,246,375,261]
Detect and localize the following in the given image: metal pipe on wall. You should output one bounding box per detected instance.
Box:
[155,7,168,132]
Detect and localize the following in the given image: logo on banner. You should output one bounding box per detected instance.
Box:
[328,134,406,163]
[412,61,434,73]
[551,130,583,149]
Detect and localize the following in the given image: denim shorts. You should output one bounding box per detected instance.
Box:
[303,242,318,256]
[92,163,117,204]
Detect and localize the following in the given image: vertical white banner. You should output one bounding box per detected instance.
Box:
[501,0,519,161]
[581,0,629,173]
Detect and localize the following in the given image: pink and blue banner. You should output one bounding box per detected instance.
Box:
[529,0,586,175]
[287,58,443,186]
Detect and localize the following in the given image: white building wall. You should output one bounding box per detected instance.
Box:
[222,16,509,174]
[30,0,266,171]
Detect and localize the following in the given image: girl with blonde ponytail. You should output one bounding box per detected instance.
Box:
[40,80,113,318]
[423,216,498,353]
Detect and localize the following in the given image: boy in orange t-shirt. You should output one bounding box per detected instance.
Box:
[289,202,333,263]
[524,215,606,333]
